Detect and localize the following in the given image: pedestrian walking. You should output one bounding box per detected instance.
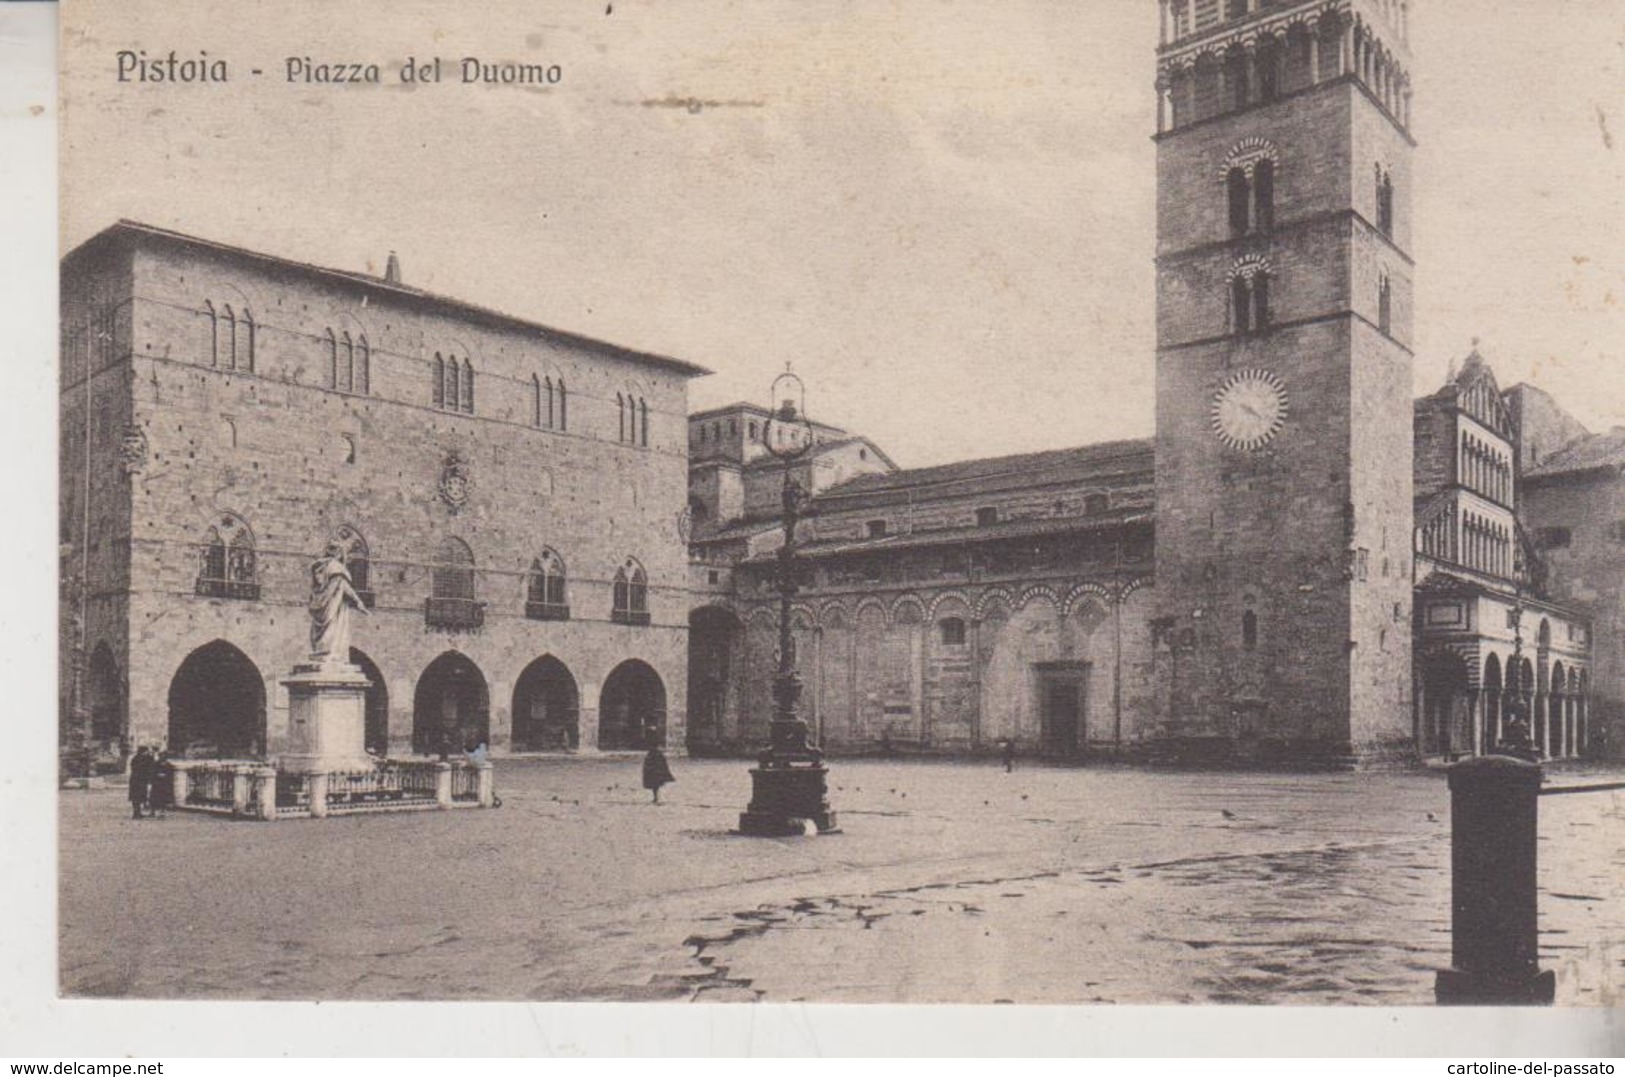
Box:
[128,746,154,819]
[642,745,675,804]
[149,751,176,817]
[1001,737,1016,773]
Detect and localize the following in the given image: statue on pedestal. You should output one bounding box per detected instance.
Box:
[309,542,368,666]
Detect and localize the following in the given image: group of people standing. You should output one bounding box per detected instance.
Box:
[126,746,176,819]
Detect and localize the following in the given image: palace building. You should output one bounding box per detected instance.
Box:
[60,220,706,771]
[682,0,1607,766]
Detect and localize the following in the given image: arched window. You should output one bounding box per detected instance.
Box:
[356,335,369,394]
[531,374,542,427]
[1257,38,1280,101]
[328,330,340,389]
[432,536,476,601]
[1376,165,1394,235]
[461,358,474,414]
[432,353,445,408]
[1378,273,1392,334]
[196,513,258,600]
[939,617,967,646]
[445,354,460,411]
[241,309,255,373]
[1253,158,1275,232]
[749,420,758,440]
[1227,167,1250,237]
[545,376,556,428]
[640,398,650,447]
[616,393,626,442]
[613,558,650,625]
[1252,271,1271,328]
[222,305,237,371]
[525,548,570,620]
[558,379,568,430]
[203,300,219,367]
[1232,276,1253,333]
[336,333,352,396]
[1242,609,1258,650]
[426,536,482,629]
[332,524,373,606]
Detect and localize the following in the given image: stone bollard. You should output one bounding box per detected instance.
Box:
[252,766,279,821]
[231,765,254,816]
[435,762,453,809]
[171,762,191,807]
[476,761,495,807]
[1435,754,1556,1005]
[309,772,329,819]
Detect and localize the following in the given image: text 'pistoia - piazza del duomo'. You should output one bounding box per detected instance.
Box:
[60,0,1624,776]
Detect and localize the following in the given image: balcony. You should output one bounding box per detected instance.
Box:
[611,609,652,627]
[425,596,485,630]
[524,601,571,622]
[196,577,260,601]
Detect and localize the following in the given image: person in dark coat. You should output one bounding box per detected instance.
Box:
[1001,737,1016,773]
[642,744,675,804]
[127,746,154,819]
[149,751,176,817]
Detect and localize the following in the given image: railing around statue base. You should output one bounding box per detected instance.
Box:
[170,759,494,820]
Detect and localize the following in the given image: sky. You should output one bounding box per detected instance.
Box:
[60,0,1625,468]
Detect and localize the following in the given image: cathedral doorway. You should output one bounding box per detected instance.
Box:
[167,640,266,758]
[511,655,580,751]
[687,606,742,755]
[412,652,489,755]
[599,659,666,750]
[349,648,390,756]
[1035,662,1089,759]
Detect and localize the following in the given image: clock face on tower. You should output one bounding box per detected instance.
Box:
[1210,369,1287,450]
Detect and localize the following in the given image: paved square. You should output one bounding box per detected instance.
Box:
[60,758,1625,1004]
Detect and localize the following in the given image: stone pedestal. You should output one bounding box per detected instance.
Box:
[1435,754,1556,1005]
[279,661,375,775]
[737,763,839,835]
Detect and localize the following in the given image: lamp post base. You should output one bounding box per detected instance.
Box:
[1435,967,1556,1006]
[736,763,840,835]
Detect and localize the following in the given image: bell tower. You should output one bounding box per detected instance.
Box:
[1151,0,1416,763]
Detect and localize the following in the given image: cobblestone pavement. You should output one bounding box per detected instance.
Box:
[59,758,1625,1004]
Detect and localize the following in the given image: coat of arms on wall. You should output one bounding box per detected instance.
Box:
[118,424,148,476]
[439,449,475,512]
[675,505,693,543]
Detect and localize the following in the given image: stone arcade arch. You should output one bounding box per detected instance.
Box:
[511,655,580,751]
[167,640,266,758]
[87,642,123,752]
[349,648,390,756]
[598,659,666,751]
[412,651,489,755]
[1420,650,1470,758]
[687,606,743,755]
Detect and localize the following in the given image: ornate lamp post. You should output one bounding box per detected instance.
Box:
[737,369,839,835]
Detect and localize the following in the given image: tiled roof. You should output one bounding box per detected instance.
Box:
[1525,427,1625,480]
[66,220,713,378]
[742,510,1153,564]
[817,438,1154,501]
